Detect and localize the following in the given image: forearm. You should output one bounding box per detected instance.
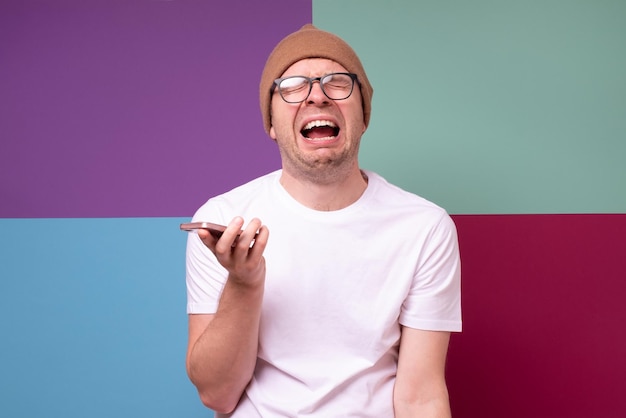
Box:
[394,328,453,418]
[394,393,451,418]
[187,278,264,413]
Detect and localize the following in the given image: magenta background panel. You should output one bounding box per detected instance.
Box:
[447,214,626,417]
[0,0,311,218]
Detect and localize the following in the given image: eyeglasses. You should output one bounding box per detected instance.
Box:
[272,72,359,104]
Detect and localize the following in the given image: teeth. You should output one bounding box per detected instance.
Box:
[303,120,336,131]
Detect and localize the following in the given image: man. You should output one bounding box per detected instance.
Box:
[185,24,462,417]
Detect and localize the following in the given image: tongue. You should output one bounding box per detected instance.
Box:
[304,126,336,139]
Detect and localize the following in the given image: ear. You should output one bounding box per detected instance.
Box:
[269,125,277,140]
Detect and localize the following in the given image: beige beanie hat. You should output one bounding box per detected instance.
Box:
[259,24,373,135]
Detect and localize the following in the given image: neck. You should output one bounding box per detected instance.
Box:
[279,166,368,211]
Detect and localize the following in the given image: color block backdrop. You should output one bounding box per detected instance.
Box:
[1,1,625,417]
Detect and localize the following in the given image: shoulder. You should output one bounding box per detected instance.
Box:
[218,170,280,200]
[364,170,450,222]
[192,170,281,223]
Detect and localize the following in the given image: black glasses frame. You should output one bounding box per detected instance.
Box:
[271,72,360,103]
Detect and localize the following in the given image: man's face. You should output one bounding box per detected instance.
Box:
[269,58,366,183]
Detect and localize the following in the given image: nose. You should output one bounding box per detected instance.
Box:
[306,80,329,104]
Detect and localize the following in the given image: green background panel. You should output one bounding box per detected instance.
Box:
[313,0,626,214]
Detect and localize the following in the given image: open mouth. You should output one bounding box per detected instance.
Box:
[301,120,340,140]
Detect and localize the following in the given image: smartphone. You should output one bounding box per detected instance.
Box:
[180,222,228,239]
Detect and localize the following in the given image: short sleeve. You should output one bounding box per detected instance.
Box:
[399,213,462,332]
[185,203,229,314]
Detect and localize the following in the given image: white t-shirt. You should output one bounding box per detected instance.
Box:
[186,169,462,417]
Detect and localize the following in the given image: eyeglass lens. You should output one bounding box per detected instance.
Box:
[278,73,354,103]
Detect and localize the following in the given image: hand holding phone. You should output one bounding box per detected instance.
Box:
[183,218,269,285]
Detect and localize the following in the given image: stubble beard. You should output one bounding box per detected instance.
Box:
[279,139,361,185]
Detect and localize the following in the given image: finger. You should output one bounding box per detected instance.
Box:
[247,225,269,259]
[235,218,264,252]
[237,218,262,246]
[215,217,245,255]
[197,228,218,252]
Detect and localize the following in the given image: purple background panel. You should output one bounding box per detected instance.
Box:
[0,0,311,218]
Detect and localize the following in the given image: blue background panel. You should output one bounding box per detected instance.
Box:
[0,218,212,418]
